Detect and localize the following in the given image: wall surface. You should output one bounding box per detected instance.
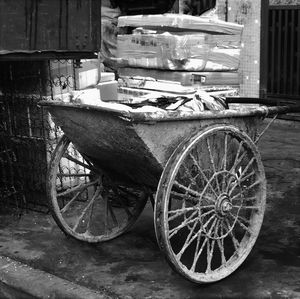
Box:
[216,0,261,98]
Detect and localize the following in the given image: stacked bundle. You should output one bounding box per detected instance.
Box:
[115,13,243,111]
[117,14,243,72]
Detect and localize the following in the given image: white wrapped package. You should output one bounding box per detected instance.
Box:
[118,14,243,35]
[117,33,241,71]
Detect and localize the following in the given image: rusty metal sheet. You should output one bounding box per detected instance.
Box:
[0,0,101,56]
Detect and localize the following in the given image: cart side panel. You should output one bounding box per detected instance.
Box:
[48,106,162,188]
[134,116,262,167]
[46,103,263,189]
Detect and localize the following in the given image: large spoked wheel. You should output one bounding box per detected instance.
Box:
[155,125,266,283]
[47,135,148,243]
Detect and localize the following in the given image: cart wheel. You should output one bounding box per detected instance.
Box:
[155,125,266,283]
[47,135,148,243]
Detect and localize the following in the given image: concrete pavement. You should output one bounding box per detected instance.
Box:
[0,119,299,299]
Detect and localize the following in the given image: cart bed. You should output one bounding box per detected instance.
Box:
[41,101,270,188]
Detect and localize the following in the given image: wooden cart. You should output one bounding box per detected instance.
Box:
[40,99,300,284]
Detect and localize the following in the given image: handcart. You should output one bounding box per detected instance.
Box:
[40,98,300,284]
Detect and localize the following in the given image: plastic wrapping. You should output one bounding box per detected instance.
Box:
[118,14,243,35]
[101,6,121,62]
[118,68,240,86]
[117,33,241,71]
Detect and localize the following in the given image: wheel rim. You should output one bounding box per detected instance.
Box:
[155,125,266,283]
[48,135,147,243]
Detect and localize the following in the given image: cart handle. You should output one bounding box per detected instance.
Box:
[40,99,300,124]
[226,97,300,116]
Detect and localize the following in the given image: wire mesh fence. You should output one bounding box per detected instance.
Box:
[0,59,79,214]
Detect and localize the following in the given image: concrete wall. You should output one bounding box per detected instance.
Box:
[216,0,261,98]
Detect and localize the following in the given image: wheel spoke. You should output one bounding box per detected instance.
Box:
[85,192,97,234]
[236,214,251,225]
[114,194,133,218]
[223,133,228,171]
[169,210,199,238]
[228,170,255,195]
[174,181,202,198]
[108,202,119,227]
[191,233,201,271]
[182,163,199,188]
[103,194,109,233]
[230,194,257,203]
[246,179,262,191]
[240,157,256,176]
[229,178,261,197]
[63,153,97,172]
[73,186,100,232]
[232,205,259,211]
[206,138,221,193]
[199,209,215,219]
[170,190,199,205]
[229,140,245,173]
[201,213,216,231]
[205,218,218,273]
[206,239,215,273]
[168,207,199,222]
[217,222,226,264]
[189,154,219,199]
[57,173,92,177]
[225,219,240,252]
[176,220,200,260]
[60,191,81,214]
[228,213,253,235]
[57,180,98,197]
[190,235,208,272]
[231,156,255,183]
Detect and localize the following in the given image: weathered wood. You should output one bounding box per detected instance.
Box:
[0,0,101,56]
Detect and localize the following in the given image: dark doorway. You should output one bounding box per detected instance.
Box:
[261,4,300,103]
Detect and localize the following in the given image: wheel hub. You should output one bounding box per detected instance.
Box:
[216,194,232,216]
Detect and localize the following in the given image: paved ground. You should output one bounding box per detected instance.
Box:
[0,119,299,299]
